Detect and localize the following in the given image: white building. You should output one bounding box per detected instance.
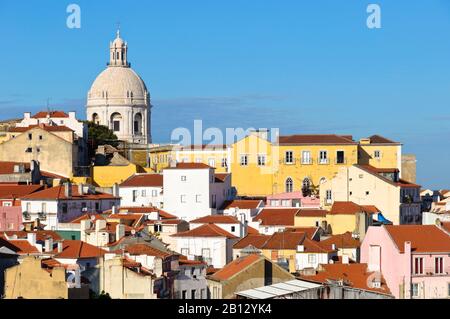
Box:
[86,30,151,145]
[252,208,300,235]
[221,199,264,224]
[174,259,208,299]
[189,215,247,238]
[163,163,232,221]
[20,183,120,230]
[171,223,238,268]
[119,173,163,208]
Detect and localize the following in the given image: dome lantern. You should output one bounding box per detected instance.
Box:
[109,29,129,67]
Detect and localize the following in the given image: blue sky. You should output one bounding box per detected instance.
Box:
[0,1,449,189]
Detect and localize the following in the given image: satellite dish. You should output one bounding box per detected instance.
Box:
[90,215,96,221]
[131,229,136,235]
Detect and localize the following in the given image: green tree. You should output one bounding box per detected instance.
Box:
[84,121,119,159]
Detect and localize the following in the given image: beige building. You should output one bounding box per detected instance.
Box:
[401,154,417,183]
[207,253,294,299]
[0,125,78,178]
[4,256,68,299]
[320,165,421,225]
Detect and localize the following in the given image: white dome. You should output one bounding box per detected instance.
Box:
[87,67,149,107]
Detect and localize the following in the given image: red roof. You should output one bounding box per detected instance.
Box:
[32,111,69,118]
[210,254,261,281]
[69,213,106,224]
[247,225,260,235]
[384,225,450,253]
[6,240,39,255]
[125,243,172,258]
[253,208,299,226]
[320,232,360,249]
[9,124,73,133]
[103,207,177,220]
[233,234,271,249]
[190,215,240,224]
[296,209,327,218]
[171,223,237,239]
[54,240,106,259]
[279,134,356,145]
[262,231,306,250]
[284,227,319,240]
[0,161,31,174]
[120,174,163,187]
[20,185,118,201]
[164,163,213,170]
[0,185,44,199]
[215,173,230,183]
[221,199,262,210]
[329,202,377,215]
[300,263,391,295]
[1,230,62,242]
[367,135,398,144]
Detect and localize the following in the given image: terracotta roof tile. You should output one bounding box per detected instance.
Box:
[125,243,172,258]
[247,225,260,235]
[210,254,261,281]
[171,223,237,239]
[0,185,44,199]
[215,173,230,183]
[221,199,263,210]
[384,225,450,253]
[233,234,271,249]
[284,227,319,239]
[103,207,177,220]
[279,134,357,145]
[1,230,62,242]
[7,240,39,255]
[32,111,69,118]
[329,202,377,215]
[367,135,398,144]
[54,240,106,259]
[253,208,299,226]
[0,161,31,174]
[190,215,240,224]
[9,124,73,133]
[120,174,163,187]
[296,209,327,218]
[20,185,118,200]
[262,231,306,250]
[320,232,360,249]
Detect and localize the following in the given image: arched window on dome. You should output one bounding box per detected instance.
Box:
[92,113,100,125]
[111,112,122,132]
[134,113,143,135]
[285,177,293,193]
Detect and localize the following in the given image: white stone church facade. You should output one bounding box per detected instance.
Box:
[86,31,151,145]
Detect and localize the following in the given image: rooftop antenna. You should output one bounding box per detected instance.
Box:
[46,98,51,113]
[116,21,121,38]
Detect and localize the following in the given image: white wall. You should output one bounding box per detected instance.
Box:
[190,222,244,238]
[119,186,163,208]
[173,236,231,268]
[295,252,332,271]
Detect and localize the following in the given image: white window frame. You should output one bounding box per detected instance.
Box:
[319,150,328,164]
[301,150,311,164]
[180,195,187,203]
[240,154,248,166]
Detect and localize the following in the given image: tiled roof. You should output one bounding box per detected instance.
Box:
[367,135,398,144]
[300,263,391,295]
[262,231,306,250]
[209,254,261,281]
[7,240,40,255]
[215,173,230,183]
[171,223,237,239]
[221,199,262,210]
[247,225,260,235]
[296,209,327,218]
[384,225,450,253]
[0,161,31,174]
[20,185,118,200]
[320,232,360,249]
[178,259,206,266]
[103,207,177,220]
[300,237,336,253]
[329,202,377,215]
[233,234,271,249]
[164,163,213,170]
[284,227,319,240]
[119,174,163,187]
[69,213,106,224]
[54,240,106,259]
[441,222,450,233]
[0,185,44,199]
[125,243,172,258]
[278,134,356,145]
[1,230,62,242]
[9,124,73,133]
[32,111,69,118]
[253,208,299,226]
[190,215,240,224]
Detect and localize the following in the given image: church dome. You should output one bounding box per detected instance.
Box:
[87,67,149,107]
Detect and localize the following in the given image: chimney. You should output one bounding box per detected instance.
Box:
[80,219,92,231]
[24,112,31,120]
[44,237,53,252]
[64,182,72,198]
[116,224,125,241]
[111,205,117,215]
[342,255,349,264]
[404,241,412,254]
[27,232,37,247]
[57,241,63,253]
[68,111,76,119]
[112,183,119,197]
[95,219,107,232]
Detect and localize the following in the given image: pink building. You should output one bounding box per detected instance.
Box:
[361,225,450,299]
[0,206,22,231]
[266,191,321,208]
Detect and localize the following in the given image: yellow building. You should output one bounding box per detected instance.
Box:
[358,135,402,170]
[4,257,68,299]
[148,144,230,173]
[294,209,328,228]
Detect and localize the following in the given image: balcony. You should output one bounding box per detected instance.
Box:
[335,158,347,165]
[301,158,313,165]
[318,158,329,165]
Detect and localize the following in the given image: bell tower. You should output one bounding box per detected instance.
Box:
[109,29,129,67]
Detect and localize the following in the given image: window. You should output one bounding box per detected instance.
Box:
[301,151,311,164]
[231,226,236,232]
[285,177,293,193]
[336,151,345,164]
[132,190,138,202]
[411,283,419,298]
[196,195,201,203]
[240,155,248,166]
[36,148,40,153]
[435,257,444,274]
[152,190,158,197]
[221,158,227,168]
[180,195,186,203]
[41,203,47,213]
[308,254,316,264]
[95,202,100,210]
[302,178,311,190]
[182,290,187,299]
[208,159,215,167]
[374,150,381,159]
[257,154,266,166]
[191,289,196,299]
[326,190,332,203]
[62,203,68,214]
[8,223,14,230]
[270,200,280,207]
[181,248,189,256]
[181,176,187,182]
[414,257,424,275]
[366,191,370,196]
[28,133,32,140]
[113,121,120,132]
[319,150,328,164]
[201,248,210,258]
[154,224,162,233]
[281,200,289,207]
[25,147,32,153]
[195,158,202,163]
[141,190,146,197]
[285,151,293,164]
